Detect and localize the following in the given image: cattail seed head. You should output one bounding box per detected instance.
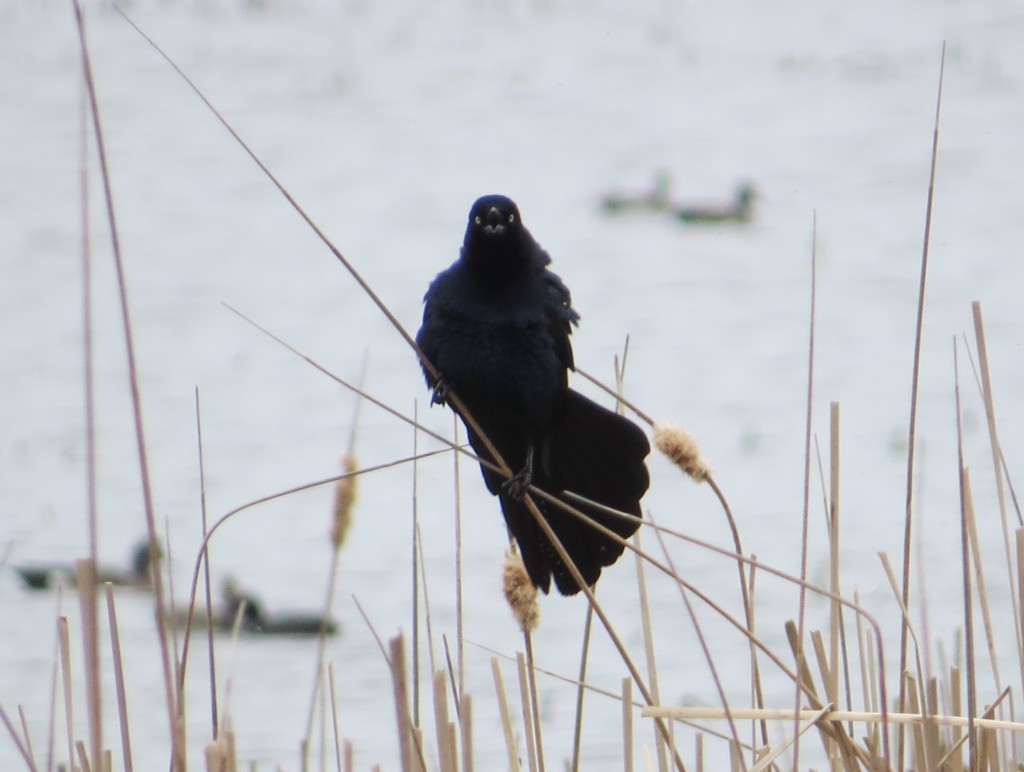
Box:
[204,732,234,772]
[330,453,358,549]
[653,422,711,482]
[502,548,540,633]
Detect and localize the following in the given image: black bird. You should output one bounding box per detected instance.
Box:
[416,194,650,595]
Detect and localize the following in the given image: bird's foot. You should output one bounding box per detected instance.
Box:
[501,446,535,500]
[501,465,533,499]
[430,376,451,406]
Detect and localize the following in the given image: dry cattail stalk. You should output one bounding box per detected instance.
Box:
[502,548,540,633]
[330,453,358,549]
[653,422,711,482]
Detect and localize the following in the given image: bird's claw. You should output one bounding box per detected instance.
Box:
[501,465,533,500]
[431,376,451,406]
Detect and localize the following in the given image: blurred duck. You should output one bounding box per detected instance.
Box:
[167,578,338,638]
[223,578,338,636]
[12,540,157,591]
[600,170,672,213]
[672,183,757,224]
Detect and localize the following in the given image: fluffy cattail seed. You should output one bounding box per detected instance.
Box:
[653,422,711,482]
[204,731,235,772]
[330,453,358,549]
[502,548,540,633]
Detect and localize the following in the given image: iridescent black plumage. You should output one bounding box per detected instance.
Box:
[416,195,649,595]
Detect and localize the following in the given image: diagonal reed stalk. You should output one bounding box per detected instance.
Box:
[0,705,37,772]
[649,512,748,771]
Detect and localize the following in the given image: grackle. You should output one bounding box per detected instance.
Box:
[416,194,650,595]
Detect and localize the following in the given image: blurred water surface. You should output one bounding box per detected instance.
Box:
[2,0,1024,768]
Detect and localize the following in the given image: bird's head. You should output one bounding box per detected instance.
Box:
[461,195,533,281]
[465,194,524,245]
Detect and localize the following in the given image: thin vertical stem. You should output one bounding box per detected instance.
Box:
[828,401,842,771]
[195,389,219,740]
[953,340,977,770]
[105,585,134,772]
[412,403,422,727]
[70,3,182,767]
[793,212,818,771]
[897,45,946,769]
[453,415,464,698]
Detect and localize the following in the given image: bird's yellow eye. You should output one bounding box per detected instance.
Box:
[474,215,482,225]
[507,213,515,224]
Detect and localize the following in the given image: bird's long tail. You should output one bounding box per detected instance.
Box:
[501,389,650,595]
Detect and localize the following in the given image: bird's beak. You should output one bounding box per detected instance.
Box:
[483,207,505,234]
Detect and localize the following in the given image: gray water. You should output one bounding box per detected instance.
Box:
[3,0,1024,768]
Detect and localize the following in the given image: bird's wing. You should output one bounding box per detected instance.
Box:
[536,251,579,373]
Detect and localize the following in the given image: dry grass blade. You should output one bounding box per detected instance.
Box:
[523,635,545,772]
[74,560,102,772]
[353,603,428,772]
[783,622,869,767]
[649,512,745,770]
[433,670,457,772]
[623,678,634,772]
[792,211,819,772]
[516,652,540,772]
[412,408,423,727]
[935,687,1012,769]
[645,704,1024,734]
[960,468,1003,696]
[953,340,978,771]
[632,529,672,772]
[328,663,343,772]
[747,706,831,772]
[827,403,842,726]
[972,301,1024,698]
[193,388,221,741]
[75,739,92,772]
[0,704,38,771]
[460,692,473,772]
[16,708,38,772]
[451,415,465,702]
[104,585,134,772]
[389,637,415,772]
[490,658,522,772]
[896,45,946,770]
[303,441,361,768]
